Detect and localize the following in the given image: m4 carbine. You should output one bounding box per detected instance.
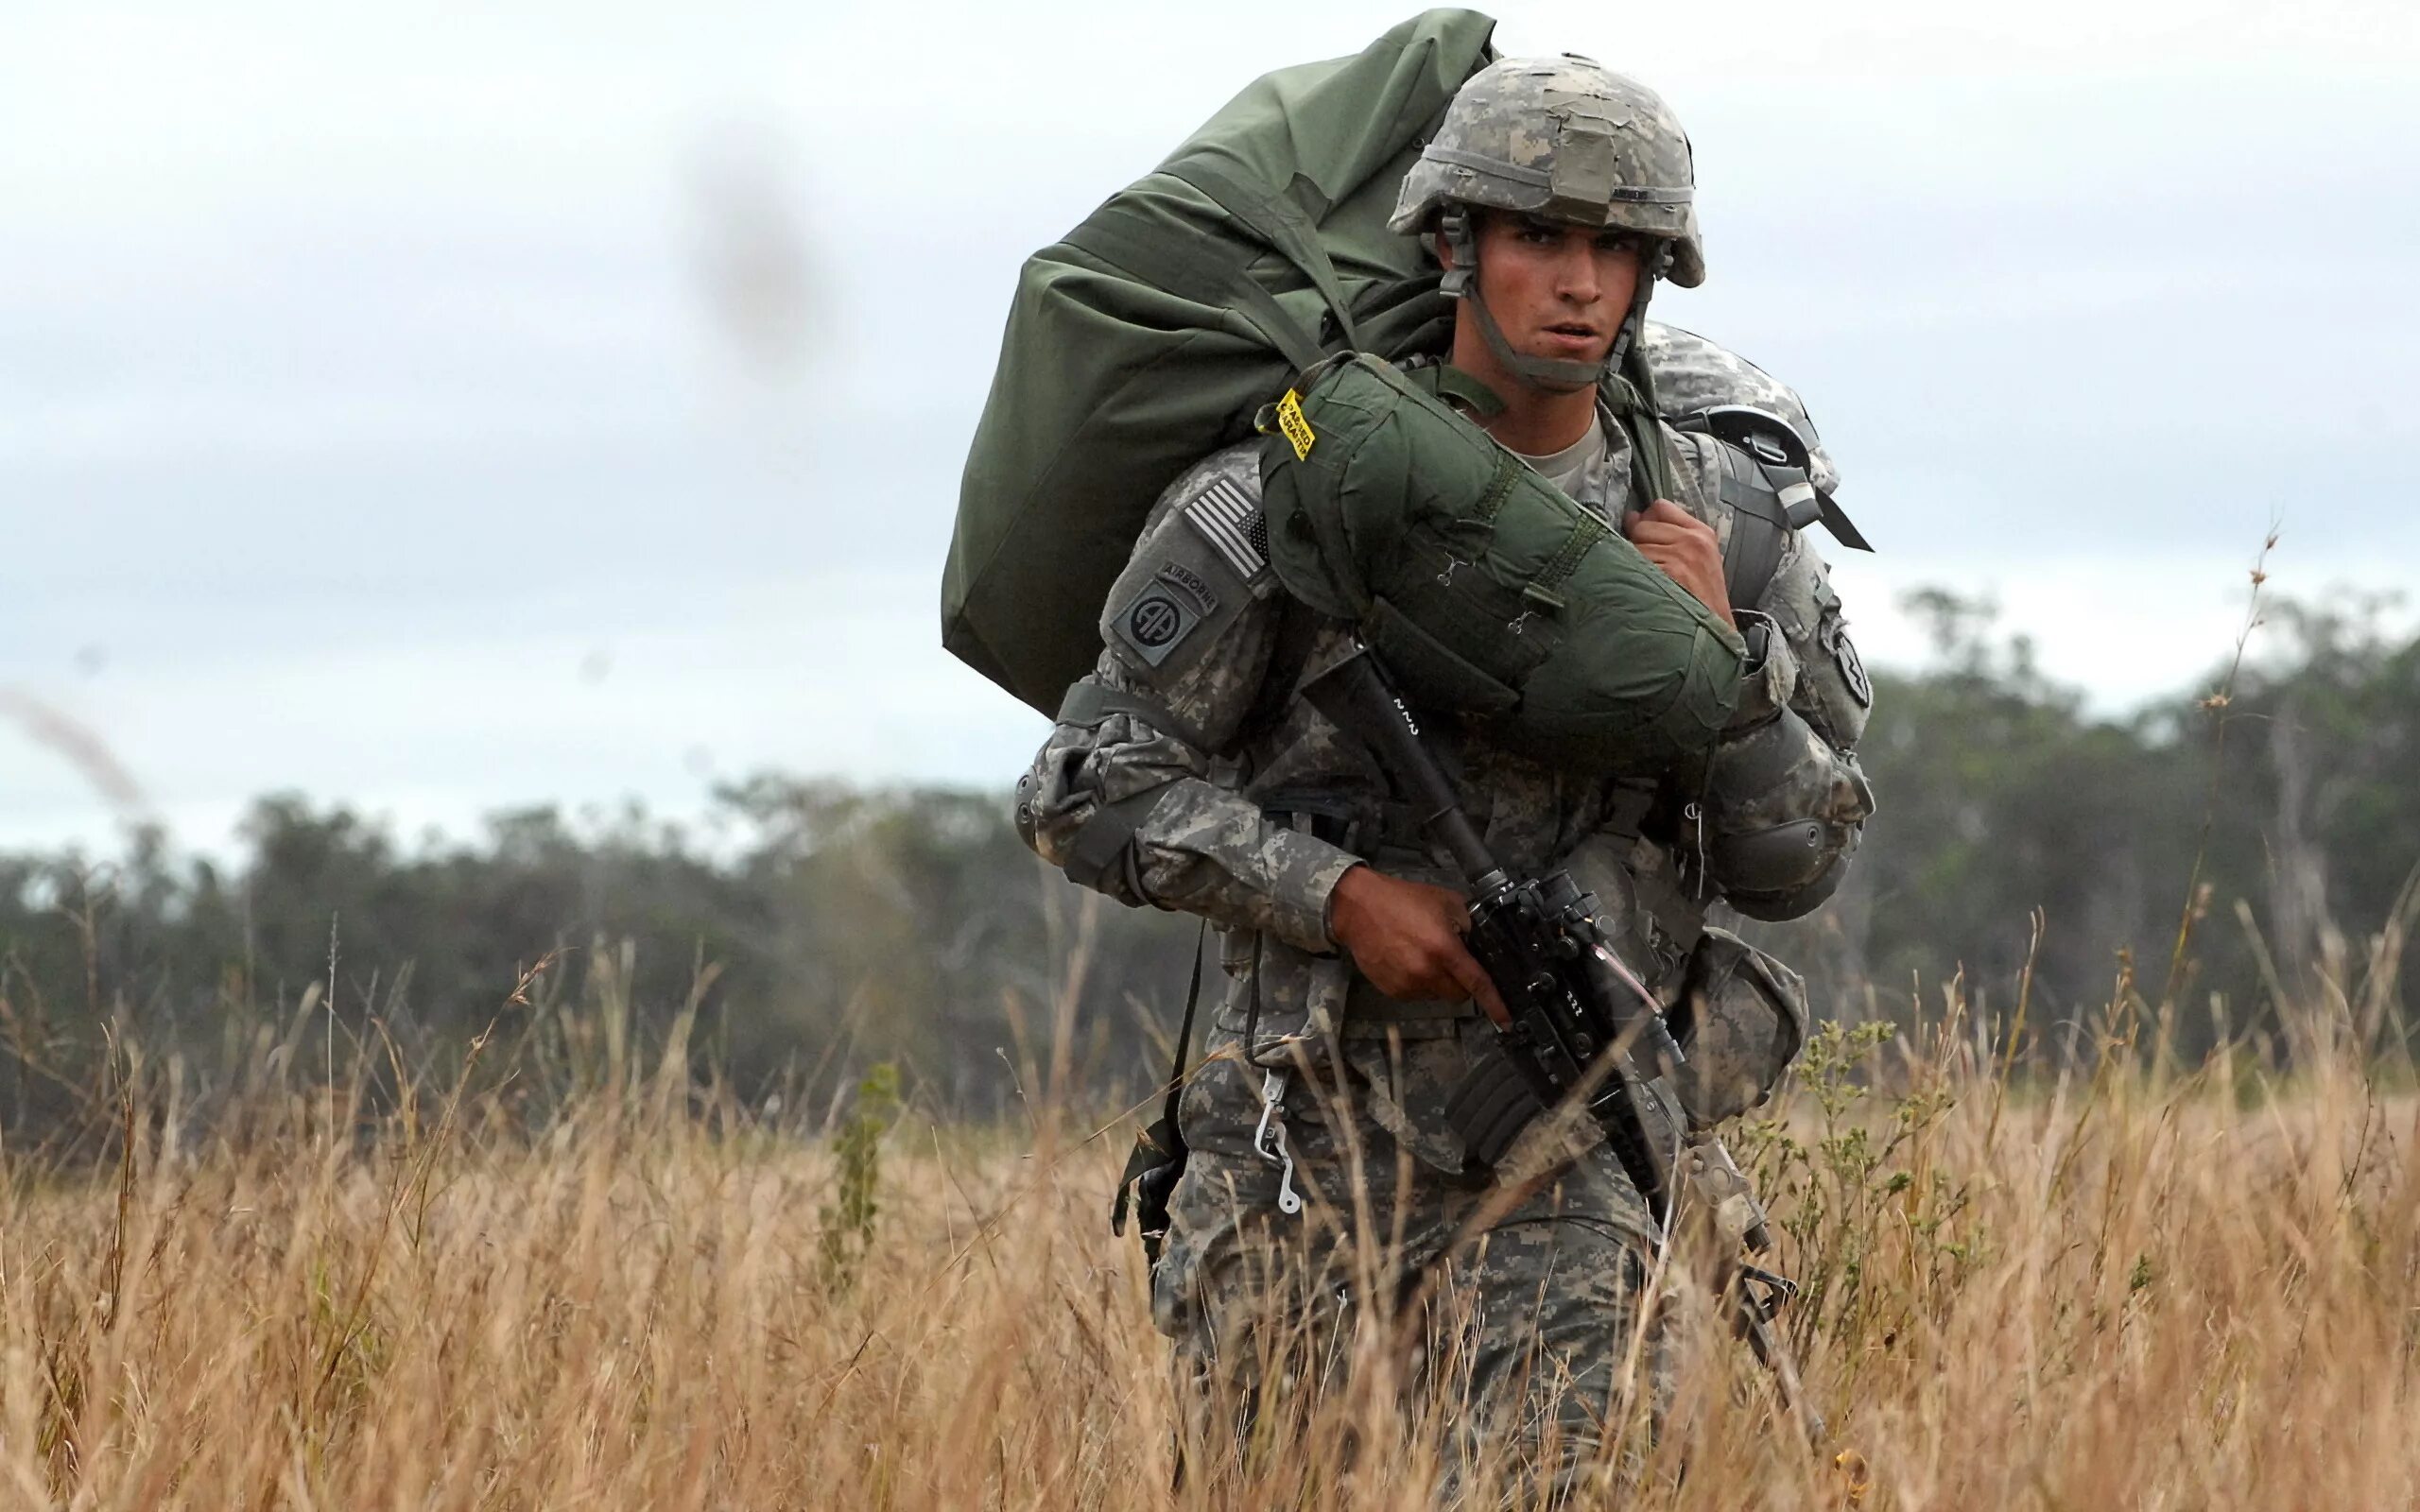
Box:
[1304,642,1824,1447]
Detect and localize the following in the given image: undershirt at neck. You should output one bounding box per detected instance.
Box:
[1507,407,1629,520]
[1511,420,1608,501]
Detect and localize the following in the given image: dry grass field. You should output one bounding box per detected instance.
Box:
[0,993,2413,1511]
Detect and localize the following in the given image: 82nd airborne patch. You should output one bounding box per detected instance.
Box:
[1112,563,1220,669]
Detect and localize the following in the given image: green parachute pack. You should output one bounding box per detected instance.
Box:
[945,10,1495,714]
[1262,353,1744,773]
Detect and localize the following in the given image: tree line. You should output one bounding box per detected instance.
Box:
[1,590,2411,1139]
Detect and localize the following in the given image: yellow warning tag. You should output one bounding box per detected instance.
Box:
[1276,387,1316,461]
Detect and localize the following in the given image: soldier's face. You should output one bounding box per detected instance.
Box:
[1462,212,1643,368]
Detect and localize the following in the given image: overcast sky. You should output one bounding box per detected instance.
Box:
[4,0,2415,857]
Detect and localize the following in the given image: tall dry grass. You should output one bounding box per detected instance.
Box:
[0,964,2413,1510]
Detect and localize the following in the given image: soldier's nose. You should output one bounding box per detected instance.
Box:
[1556,247,1600,301]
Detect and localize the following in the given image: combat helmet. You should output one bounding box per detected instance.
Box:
[1392,55,1703,391]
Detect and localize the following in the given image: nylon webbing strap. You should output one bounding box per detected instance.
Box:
[1163,923,1206,1132]
[1055,679,1213,749]
[1421,363,1509,420]
[1618,352,1682,506]
[1418,146,1695,204]
[1237,593,1324,748]
[1110,922,1208,1258]
[1720,460,1790,610]
[1533,510,1611,594]
[1063,213,1329,375]
[1165,159,1366,353]
[1474,449,1525,522]
[1619,406,1674,514]
[1063,785,1174,896]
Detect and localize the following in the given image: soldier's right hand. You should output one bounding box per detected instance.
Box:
[1326,866,1510,1024]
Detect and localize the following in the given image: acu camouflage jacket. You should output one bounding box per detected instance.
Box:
[1017,398,1872,1176]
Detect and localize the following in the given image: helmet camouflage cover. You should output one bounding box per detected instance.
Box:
[1391,55,1705,288]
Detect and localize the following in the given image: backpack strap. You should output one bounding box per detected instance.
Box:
[1064,155,1367,380]
[1405,359,1510,421]
[1063,212,1331,374]
[1236,591,1326,749]
[1165,159,1368,353]
[1111,922,1209,1265]
[1606,352,1681,508]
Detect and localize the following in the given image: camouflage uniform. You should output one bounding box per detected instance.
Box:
[1016,56,1875,1497]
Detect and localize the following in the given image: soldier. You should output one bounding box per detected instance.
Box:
[1017,55,1874,1495]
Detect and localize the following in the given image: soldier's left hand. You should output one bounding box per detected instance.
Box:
[1623,499,1735,629]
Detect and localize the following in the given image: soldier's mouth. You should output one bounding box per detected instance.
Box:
[1542,324,1602,349]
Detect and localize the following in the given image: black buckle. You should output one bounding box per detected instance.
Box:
[1110,1117,1184,1266]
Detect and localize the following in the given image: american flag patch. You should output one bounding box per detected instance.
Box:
[1183,476,1270,581]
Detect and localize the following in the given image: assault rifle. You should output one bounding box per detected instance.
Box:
[1303,643,1825,1446]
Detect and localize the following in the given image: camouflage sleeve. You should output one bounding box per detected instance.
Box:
[1013,447,1362,954]
[1698,531,1876,922]
[1762,528,1873,752]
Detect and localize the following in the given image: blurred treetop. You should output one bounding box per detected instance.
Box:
[1,592,2412,1135]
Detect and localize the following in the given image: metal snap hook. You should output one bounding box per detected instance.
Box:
[1253,1069,1304,1216]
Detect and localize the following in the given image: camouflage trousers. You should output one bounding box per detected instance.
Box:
[1150,1046,1677,1502]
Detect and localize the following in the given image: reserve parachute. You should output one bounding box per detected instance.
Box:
[1263,352,1746,773]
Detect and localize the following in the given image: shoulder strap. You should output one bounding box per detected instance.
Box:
[1607,352,1681,507]
[1166,160,1367,353]
[1063,211,1330,374]
[1717,450,1793,610]
[1057,679,1214,752]
[1064,157,1365,380]
[1236,591,1326,748]
[1406,360,1509,420]
[1110,922,1208,1264]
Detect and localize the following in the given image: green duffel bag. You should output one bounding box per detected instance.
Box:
[944,10,1498,715]
[1261,353,1746,774]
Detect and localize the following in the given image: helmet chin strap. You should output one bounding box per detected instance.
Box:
[1440,206,1667,396]
[1607,243,1672,373]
